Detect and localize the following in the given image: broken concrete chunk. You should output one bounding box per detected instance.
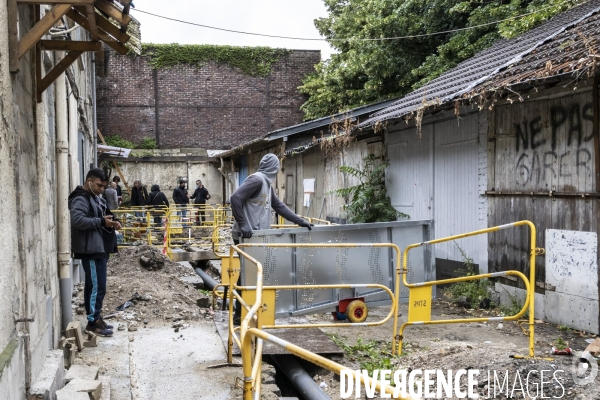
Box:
[172,313,183,321]
[65,321,85,351]
[64,378,102,400]
[180,275,204,289]
[98,375,111,400]
[64,365,99,384]
[56,388,89,400]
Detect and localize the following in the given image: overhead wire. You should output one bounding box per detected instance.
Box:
[131,5,555,42]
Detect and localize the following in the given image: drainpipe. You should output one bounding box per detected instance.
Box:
[56,51,73,330]
[92,52,97,168]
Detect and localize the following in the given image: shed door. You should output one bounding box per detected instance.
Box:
[387,125,433,220]
[433,116,484,268]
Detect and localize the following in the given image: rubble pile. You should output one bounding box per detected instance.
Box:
[71,246,215,328]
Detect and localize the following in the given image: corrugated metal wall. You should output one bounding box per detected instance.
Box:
[386,111,489,271]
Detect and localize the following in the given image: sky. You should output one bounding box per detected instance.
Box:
[129,0,334,60]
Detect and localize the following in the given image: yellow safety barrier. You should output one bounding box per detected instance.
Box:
[398,220,542,358]
[112,207,168,248]
[227,243,413,400]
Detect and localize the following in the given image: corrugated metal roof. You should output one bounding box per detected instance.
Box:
[359,0,600,129]
[473,9,600,92]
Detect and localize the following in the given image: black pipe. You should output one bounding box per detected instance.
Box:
[271,355,331,400]
[195,267,218,291]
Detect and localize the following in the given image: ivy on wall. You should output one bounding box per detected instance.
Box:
[140,43,291,77]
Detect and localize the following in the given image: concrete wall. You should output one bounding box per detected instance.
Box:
[97,49,321,150]
[117,154,223,206]
[0,3,95,395]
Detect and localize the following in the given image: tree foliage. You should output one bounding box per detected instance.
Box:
[300,0,586,120]
[333,155,408,223]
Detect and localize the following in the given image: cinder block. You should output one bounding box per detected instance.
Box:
[63,378,102,400]
[64,365,99,384]
[83,332,97,348]
[65,322,84,351]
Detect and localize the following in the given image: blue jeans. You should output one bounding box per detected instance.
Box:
[178,206,188,225]
[82,258,108,323]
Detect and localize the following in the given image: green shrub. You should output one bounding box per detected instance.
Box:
[446,243,492,309]
[104,134,135,149]
[139,138,158,150]
[332,155,408,223]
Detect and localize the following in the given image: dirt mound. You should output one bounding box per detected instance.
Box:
[72,246,215,326]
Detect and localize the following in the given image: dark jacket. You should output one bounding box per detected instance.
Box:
[68,186,106,259]
[149,185,169,208]
[131,185,148,206]
[191,186,210,204]
[173,186,189,205]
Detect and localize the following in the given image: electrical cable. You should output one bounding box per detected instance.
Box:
[131,5,556,42]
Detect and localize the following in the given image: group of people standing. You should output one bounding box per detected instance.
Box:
[68,153,310,338]
[106,178,211,227]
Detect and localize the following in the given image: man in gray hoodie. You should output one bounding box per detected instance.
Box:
[230,153,312,324]
[68,168,121,336]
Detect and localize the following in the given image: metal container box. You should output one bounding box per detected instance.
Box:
[240,220,434,317]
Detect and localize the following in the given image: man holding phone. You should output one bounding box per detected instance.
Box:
[69,168,122,337]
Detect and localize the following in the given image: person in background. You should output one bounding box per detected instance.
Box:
[191,179,211,225]
[113,176,123,205]
[230,153,312,325]
[148,184,169,227]
[131,180,148,220]
[104,182,119,211]
[68,168,121,337]
[172,180,190,226]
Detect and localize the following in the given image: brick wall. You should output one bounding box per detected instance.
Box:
[97,49,320,149]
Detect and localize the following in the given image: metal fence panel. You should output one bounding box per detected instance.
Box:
[241,220,434,317]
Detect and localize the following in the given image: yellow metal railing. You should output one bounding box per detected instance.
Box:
[226,221,543,398]
[398,220,541,358]
[227,243,413,400]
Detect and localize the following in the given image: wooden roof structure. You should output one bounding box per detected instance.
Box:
[8,0,140,102]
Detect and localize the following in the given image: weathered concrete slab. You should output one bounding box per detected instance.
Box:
[98,376,111,400]
[171,249,217,262]
[55,388,89,400]
[63,378,102,400]
[129,321,235,399]
[0,340,25,400]
[64,365,99,384]
[74,316,131,400]
[29,350,64,400]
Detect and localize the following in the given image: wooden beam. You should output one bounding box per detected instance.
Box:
[85,4,98,41]
[18,3,72,59]
[39,50,82,93]
[8,0,19,73]
[17,0,92,3]
[41,40,101,51]
[73,6,129,42]
[97,130,132,195]
[66,9,129,54]
[94,0,131,25]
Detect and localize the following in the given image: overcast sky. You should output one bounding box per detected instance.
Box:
[129,0,334,60]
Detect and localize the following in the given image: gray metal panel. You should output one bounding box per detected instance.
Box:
[240,220,433,317]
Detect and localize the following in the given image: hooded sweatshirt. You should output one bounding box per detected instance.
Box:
[148,185,169,208]
[231,153,304,239]
[68,186,107,259]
